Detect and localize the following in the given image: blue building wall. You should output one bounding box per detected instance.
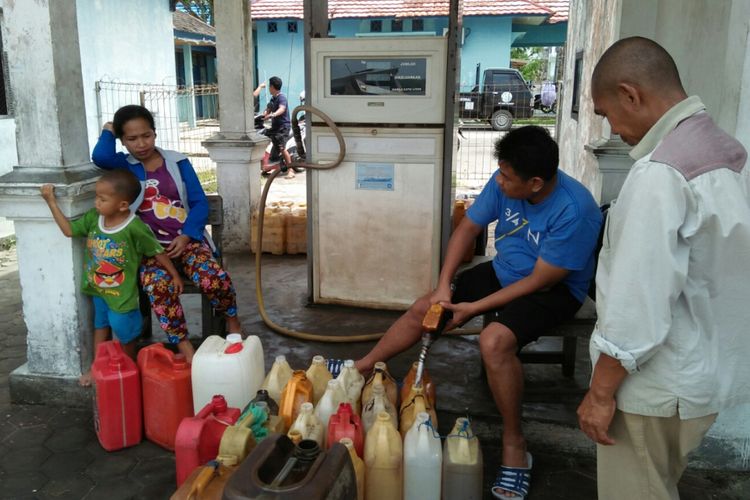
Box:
[255,20,306,113]
[513,22,567,47]
[459,17,512,89]
[253,15,563,106]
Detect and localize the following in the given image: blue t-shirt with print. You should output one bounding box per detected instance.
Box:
[466,169,602,302]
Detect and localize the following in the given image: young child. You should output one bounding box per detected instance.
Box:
[41,170,184,386]
[92,105,243,362]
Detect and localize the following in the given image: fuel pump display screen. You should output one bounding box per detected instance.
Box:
[329,58,427,96]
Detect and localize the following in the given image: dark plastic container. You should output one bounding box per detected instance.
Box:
[222,434,357,500]
[250,389,279,415]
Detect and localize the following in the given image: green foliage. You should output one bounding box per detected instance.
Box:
[178,0,215,26]
[520,59,545,82]
[515,116,556,126]
[512,47,546,82]
[197,169,218,193]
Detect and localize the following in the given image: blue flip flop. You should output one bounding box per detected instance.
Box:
[491,452,533,499]
[326,358,344,378]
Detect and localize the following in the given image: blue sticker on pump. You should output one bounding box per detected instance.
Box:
[355,163,395,191]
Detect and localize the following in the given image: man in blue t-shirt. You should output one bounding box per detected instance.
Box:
[262,76,293,177]
[354,126,602,498]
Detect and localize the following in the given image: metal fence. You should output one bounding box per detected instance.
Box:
[454,83,556,189]
[93,80,558,192]
[94,81,219,180]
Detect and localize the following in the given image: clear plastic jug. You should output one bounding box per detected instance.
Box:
[364,412,403,500]
[400,361,436,406]
[399,384,438,439]
[442,417,483,500]
[336,359,365,414]
[362,361,398,408]
[288,402,324,446]
[362,382,398,433]
[306,355,333,405]
[340,437,365,500]
[403,412,441,500]
[261,354,293,403]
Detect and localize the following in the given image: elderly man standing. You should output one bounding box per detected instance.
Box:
[578,36,750,500]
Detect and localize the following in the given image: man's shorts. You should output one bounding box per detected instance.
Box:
[452,260,582,349]
[270,129,289,153]
[92,296,142,344]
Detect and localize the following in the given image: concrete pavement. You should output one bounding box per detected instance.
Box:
[1,243,749,499]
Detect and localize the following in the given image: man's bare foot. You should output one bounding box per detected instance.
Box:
[79,371,93,387]
[284,171,296,179]
[502,439,528,468]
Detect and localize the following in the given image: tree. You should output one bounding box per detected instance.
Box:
[178,0,215,26]
[520,58,545,82]
[511,47,546,82]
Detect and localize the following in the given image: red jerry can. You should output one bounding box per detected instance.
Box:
[137,343,193,451]
[174,395,241,486]
[92,340,142,451]
[327,403,364,458]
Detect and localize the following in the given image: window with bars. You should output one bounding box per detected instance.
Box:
[571,51,583,120]
[412,19,424,31]
[287,21,297,33]
[391,19,403,32]
[0,32,7,115]
[267,22,277,33]
[370,20,382,32]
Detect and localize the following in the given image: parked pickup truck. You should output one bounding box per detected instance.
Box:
[459,68,535,131]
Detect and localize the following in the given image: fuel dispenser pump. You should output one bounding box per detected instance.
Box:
[253,17,473,349]
[307,37,449,310]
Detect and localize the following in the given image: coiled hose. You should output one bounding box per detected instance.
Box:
[254,104,480,342]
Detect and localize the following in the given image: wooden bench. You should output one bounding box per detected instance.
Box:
[482,296,596,377]
[140,194,226,340]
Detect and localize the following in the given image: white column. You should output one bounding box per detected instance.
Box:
[0,0,98,405]
[203,0,268,252]
[182,45,197,127]
[213,0,256,135]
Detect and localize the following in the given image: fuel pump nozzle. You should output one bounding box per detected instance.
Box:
[413,303,448,389]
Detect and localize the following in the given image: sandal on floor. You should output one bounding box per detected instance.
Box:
[491,452,533,499]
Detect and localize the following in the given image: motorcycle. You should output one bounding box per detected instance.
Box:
[256,92,306,175]
[533,81,557,114]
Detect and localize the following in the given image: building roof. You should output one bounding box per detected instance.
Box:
[532,0,568,24]
[173,10,216,38]
[249,0,568,23]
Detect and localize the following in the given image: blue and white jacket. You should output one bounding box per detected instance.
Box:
[91,129,209,243]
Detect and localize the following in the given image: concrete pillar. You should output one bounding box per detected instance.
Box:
[203,0,268,252]
[182,45,197,127]
[204,140,267,252]
[0,0,99,406]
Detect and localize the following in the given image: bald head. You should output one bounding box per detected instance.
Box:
[592,37,685,98]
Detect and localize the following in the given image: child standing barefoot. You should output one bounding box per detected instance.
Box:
[92,105,243,360]
[41,170,184,386]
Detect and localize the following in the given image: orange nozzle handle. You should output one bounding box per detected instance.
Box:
[421,304,446,333]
